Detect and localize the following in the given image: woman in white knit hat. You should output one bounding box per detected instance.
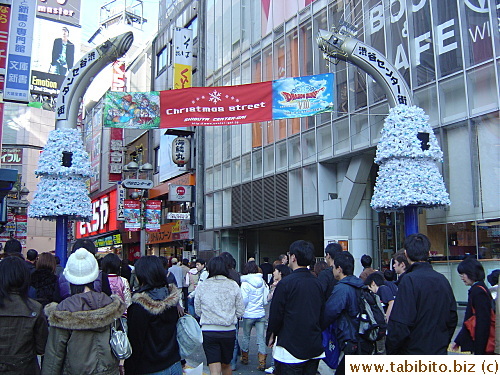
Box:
[42,248,126,375]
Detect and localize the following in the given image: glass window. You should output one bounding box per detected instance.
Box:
[274,38,285,79]
[214,191,222,228]
[223,189,232,227]
[156,47,168,75]
[466,64,498,115]
[302,130,316,164]
[232,158,241,185]
[414,84,439,127]
[410,0,434,87]
[476,219,500,260]
[276,141,287,171]
[241,59,251,85]
[252,149,263,178]
[263,45,273,82]
[434,1,462,78]
[222,126,231,161]
[313,9,328,75]
[263,145,274,175]
[439,74,467,124]
[213,165,222,190]
[205,127,214,167]
[242,123,252,153]
[242,153,251,182]
[369,103,389,145]
[352,68,367,111]
[288,136,301,168]
[334,117,350,154]
[213,126,222,164]
[299,22,313,76]
[351,111,369,149]
[335,61,348,118]
[231,124,241,157]
[223,162,231,188]
[461,0,494,67]
[286,30,299,77]
[187,16,198,41]
[317,124,332,160]
[206,168,214,192]
[205,193,213,229]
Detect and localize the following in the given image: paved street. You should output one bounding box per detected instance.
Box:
[185,306,468,375]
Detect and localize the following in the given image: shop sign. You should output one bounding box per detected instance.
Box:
[95,233,122,247]
[76,190,119,238]
[167,212,190,220]
[168,184,192,202]
[116,181,126,220]
[1,148,22,164]
[123,179,154,189]
[146,222,175,244]
[172,136,190,166]
[124,199,141,231]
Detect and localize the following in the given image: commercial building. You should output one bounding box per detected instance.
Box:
[198,0,499,301]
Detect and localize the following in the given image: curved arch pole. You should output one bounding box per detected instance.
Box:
[54,32,134,265]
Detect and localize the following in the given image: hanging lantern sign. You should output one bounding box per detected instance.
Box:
[172,136,190,166]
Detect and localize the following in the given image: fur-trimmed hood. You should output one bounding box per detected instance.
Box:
[44,293,125,330]
[131,285,179,315]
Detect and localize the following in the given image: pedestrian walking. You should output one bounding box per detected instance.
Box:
[42,248,125,374]
[452,257,494,354]
[195,256,244,375]
[266,240,325,375]
[0,256,48,374]
[102,253,132,312]
[386,233,457,355]
[125,256,183,375]
[29,252,61,307]
[358,254,375,281]
[317,243,342,300]
[240,261,269,370]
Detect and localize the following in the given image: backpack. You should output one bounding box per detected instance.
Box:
[355,286,387,342]
[176,314,203,358]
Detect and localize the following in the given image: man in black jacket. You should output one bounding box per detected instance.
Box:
[317,242,343,300]
[267,240,325,374]
[386,233,458,354]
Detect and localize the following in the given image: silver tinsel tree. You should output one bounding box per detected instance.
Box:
[371,104,451,212]
[28,128,93,221]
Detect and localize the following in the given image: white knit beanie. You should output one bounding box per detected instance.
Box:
[63,248,99,285]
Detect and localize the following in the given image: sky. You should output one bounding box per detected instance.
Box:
[79,0,160,46]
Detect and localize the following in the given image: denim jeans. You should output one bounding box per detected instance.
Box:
[144,361,183,375]
[240,316,267,354]
[187,297,196,318]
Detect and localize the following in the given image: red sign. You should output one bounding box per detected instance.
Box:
[145,200,161,232]
[124,199,141,231]
[160,82,272,128]
[76,190,119,238]
[177,186,185,195]
[0,4,11,73]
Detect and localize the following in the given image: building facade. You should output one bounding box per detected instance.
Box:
[200,0,499,301]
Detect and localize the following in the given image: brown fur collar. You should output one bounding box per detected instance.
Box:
[132,285,179,315]
[45,295,125,330]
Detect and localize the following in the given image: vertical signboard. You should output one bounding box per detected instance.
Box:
[145,200,161,232]
[173,27,193,89]
[116,181,125,221]
[4,0,36,102]
[0,3,11,77]
[124,199,141,231]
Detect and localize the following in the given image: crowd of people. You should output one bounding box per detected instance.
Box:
[0,233,498,375]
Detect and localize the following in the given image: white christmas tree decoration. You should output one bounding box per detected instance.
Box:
[371,104,451,212]
[28,128,93,221]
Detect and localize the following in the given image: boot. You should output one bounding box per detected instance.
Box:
[257,353,267,371]
[241,351,249,365]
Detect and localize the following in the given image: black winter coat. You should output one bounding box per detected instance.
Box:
[266,268,325,360]
[317,266,337,300]
[125,285,181,375]
[386,262,458,354]
[454,281,492,354]
[29,269,61,307]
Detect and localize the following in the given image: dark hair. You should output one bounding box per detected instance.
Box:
[55,255,61,265]
[207,256,229,278]
[159,256,169,269]
[325,242,343,259]
[365,271,385,287]
[289,240,315,267]
[4,239,22,254]
[182,258,189,266]
[0,257,30,307]
[274,264,291,278]
[101,253,121,275]
[384,269,396,282]
[36,252,56,273]
[314,260,328,275]
[263,257,269,262]
[333,252,354,276]
[403,234,431,262]
[487,269,500,287]
[220,252,236,270]
[135,256,168,289]
[457,257,485,282]
[243,261,259,275]
[393,249,409,269]
[70,282,94,295]
[72,239,96,255]
[26,249,38,261]
[361,254,372,268]
[278,254,287,262]
[195,258,206,266]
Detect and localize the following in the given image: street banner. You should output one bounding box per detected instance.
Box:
[272,73,334,119]
[124,199,141,231]
[4,0,36,103]
[173,27,193,89]
[0,3,11,77]
[104,92,161,129]
[103,73,334,129]
[145,200,161,232]
[15,214,27,240]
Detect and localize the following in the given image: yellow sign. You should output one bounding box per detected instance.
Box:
[174,63,192,89]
